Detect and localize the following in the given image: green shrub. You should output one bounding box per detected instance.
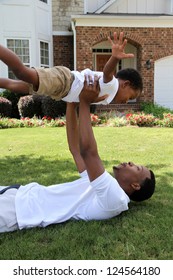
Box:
[0,96,12,117]
[41,96,66,118]
[18,95,43,118]
[140,102,173,119]
[0,90,24,118]
[18,95,67,119]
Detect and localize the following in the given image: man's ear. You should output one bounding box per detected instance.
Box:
[130,183,141,191]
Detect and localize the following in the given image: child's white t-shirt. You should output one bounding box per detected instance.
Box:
[62,68,119,104]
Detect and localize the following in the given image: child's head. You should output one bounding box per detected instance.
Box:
[115,68,143,104]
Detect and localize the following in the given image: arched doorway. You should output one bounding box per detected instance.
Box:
[92,41,137,71]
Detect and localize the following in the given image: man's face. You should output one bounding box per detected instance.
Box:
[113,162,151,190]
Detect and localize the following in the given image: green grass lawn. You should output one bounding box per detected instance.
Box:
[0,127,173,260]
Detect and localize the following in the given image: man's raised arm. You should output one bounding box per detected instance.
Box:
[66,102,86,173]
[78,76,107,181]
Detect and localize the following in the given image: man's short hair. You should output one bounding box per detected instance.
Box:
[116,68,143,92]
[129,170,156,202]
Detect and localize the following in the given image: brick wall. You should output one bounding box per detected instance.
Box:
[96,103,141,113]
[53,35,74,69]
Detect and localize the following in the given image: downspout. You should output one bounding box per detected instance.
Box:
[171,0,173,14]
[71,18,77,70]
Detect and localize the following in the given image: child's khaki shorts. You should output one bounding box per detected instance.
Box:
[29,66,74,101]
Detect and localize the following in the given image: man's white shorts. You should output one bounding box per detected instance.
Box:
[0,187,19,233]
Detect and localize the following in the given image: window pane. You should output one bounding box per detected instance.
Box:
[40,41,49,67]
[7,39,30,79]
[22,48,29,56]
[7,39,14,49]
[22,40,29,48]
[23,56,30,63]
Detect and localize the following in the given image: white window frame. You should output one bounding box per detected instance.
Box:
[40,41,50,68]
[6,38,30,79]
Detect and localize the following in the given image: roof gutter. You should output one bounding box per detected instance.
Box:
[71,14,173,28]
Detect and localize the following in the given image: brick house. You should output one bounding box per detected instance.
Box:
[1,0,173,111]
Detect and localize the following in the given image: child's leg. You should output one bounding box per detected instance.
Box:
[0,78,29,93]
[0,44,39,90]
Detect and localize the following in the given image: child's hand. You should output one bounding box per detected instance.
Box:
[108,32,134,60]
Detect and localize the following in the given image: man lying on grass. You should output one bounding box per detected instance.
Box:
[0,76,155,233]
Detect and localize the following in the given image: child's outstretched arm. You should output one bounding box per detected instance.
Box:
[0,44,39,90]
[103,32,134,83]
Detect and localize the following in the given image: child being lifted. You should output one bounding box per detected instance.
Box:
[0,32,143,104]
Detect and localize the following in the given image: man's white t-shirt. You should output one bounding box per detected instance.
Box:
[62,68,119,104]
[15,171,130,230]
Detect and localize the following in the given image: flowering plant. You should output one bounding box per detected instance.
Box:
[2,112,173,129]
[0,116,66,129]
[90,114,101,126]
[126,112,157,127]
[42,116,52,121]
[160,113,173,127]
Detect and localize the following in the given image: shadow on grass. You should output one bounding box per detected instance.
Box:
[0,155,79,186]
[1,155,173,187]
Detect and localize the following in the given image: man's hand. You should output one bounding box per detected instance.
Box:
[79,75,108,104]
[108,31,134,60]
